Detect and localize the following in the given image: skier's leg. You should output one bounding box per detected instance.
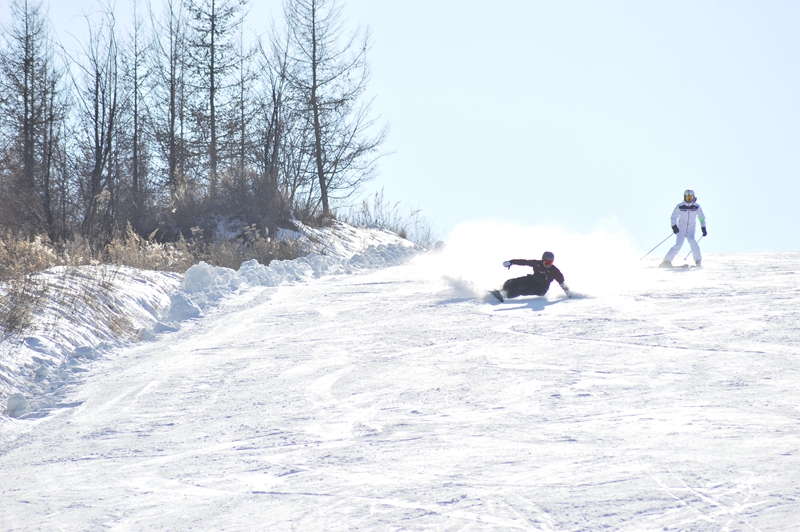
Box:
[663,233,686,263]
[687,231,702,263]
[527,277,549,296]
[519,276,549,296]
[502,277,526,299]
[502,276,545,298]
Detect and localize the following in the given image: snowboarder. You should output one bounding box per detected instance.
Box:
[491,251,571,301]
[660,189,707,268]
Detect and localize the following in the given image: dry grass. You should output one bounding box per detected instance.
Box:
[0,224,302,277]
[173,224,302,271]
[341,189,437,249]
[0,235,54,337]
[0,234,60,281]
[0,225,302,338]
[0,275,47,337]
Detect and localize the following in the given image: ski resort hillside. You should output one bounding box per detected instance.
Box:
[1,222,799,530]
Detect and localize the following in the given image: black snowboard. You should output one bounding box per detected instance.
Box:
[488,290,504,302]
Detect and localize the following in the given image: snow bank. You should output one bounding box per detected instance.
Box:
[0,265,181,418]
[178,221,419,312]
[1,222,420,417]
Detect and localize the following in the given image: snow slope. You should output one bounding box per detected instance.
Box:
[1,224,799,530]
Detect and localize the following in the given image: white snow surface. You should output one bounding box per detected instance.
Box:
[1,222,799,530]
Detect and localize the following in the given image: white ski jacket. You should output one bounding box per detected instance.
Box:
[670,201,706,234]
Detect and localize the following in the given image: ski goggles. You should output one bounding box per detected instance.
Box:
[542,260,553,266]
[685,194,695,202]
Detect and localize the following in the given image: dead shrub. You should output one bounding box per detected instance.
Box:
[341,189,436,248]
[105,223,194,272]
[0,274,47,338]
[200,225,302,270]
[0,232,58,281]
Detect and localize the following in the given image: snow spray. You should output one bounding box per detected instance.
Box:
[431,220,647,298]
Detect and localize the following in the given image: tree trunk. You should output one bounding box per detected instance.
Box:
[209,0,218,201]
[309,1,329,218]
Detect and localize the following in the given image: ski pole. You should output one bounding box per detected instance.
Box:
[640,233,674,260]
[683,236,704,260]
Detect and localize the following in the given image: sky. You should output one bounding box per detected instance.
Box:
[341,1,800,253]
[5,0,798,253]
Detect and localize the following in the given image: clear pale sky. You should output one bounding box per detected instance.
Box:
[8,0,799,253]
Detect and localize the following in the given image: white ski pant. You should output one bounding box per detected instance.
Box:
[664,230,702,263]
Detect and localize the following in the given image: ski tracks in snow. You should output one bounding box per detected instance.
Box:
[1,253,799,530]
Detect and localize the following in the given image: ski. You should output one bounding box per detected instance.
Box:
[659,263,701,270]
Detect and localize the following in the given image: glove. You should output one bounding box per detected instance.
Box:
[503,261,511,269]
[672,225,679,234]
[702,227,707,237]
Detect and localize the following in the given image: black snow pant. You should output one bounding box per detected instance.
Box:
[502,274,548,299]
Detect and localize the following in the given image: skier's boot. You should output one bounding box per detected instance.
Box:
[659,260,672,268]
[695,260,702,268]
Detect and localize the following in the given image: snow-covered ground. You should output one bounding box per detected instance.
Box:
[1,222,799,530]
[0,221,418,415]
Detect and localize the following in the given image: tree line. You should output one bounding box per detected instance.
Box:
[0,0,385,252]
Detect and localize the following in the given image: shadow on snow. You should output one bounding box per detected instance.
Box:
[492,296,562,312]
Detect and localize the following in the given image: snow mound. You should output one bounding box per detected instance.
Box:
[179,221,419,311]
[1,222,420,417]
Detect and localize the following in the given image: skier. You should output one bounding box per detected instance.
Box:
[660,189,707,268]
[491,251,571,301]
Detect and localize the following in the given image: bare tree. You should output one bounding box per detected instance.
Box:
[148,0,192,223]
[0,0,68,239]
[185,0,247,203]
[72,6,121,250]
[118,0,154,232]
[284,0,386,220]
[221,16,257,217]
[255,28,293,230]
[0,0,392,254]
[129,0,148,221]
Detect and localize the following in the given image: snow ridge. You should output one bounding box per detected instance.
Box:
[1,222,420,417]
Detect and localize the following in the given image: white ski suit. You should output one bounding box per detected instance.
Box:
[663,201,707,263]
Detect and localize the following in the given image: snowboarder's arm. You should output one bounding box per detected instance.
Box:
[549,268,570,296]
[507,259,539,267]
[560,282,572,298]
